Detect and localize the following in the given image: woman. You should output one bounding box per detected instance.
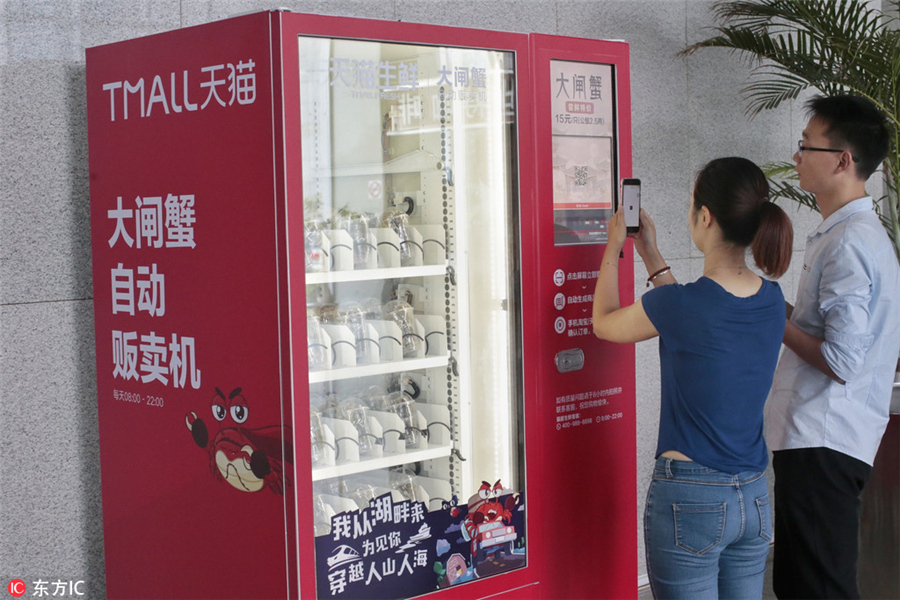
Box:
[593,157,793,599]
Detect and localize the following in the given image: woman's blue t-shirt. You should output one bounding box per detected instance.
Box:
[641,277,785,473]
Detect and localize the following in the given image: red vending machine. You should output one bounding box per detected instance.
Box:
[86,10,635,599]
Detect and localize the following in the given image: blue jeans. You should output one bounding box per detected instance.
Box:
[644,457,772,599]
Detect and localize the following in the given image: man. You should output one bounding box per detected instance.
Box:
[766,94,900,599]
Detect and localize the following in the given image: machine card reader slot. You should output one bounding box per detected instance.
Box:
[555,348,585,373]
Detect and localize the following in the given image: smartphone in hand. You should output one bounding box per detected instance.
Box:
[621,178,641,233]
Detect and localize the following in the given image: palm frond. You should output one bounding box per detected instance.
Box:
[741,70,813,116]
[683,0,900,259]
[769,181,818,213]
[711,0,885,42]
[885,169,900,246]
[681,0,898,118]
[759,161,818,212]
[761,160,799,179]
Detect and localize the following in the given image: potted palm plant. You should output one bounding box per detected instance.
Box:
[680,0,900,260]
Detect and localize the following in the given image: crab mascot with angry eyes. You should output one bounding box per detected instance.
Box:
[461,480,519,571]
[185,387,292,494]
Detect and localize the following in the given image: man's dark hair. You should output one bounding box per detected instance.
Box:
[805,94,890,180]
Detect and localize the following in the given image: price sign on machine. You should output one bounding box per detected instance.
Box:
[550,60,616,246]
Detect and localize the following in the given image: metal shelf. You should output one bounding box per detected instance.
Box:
[328,149,443,177]
[308,355,449,384]
[311,444,453,481]
[305,264,446,285]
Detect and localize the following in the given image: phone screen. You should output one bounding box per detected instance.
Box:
[622,180,641,231]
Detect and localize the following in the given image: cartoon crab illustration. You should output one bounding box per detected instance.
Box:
[461,480,519,568]
[185,387,292,494]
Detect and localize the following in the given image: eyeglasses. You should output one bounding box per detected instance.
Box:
[797,140,859,162]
